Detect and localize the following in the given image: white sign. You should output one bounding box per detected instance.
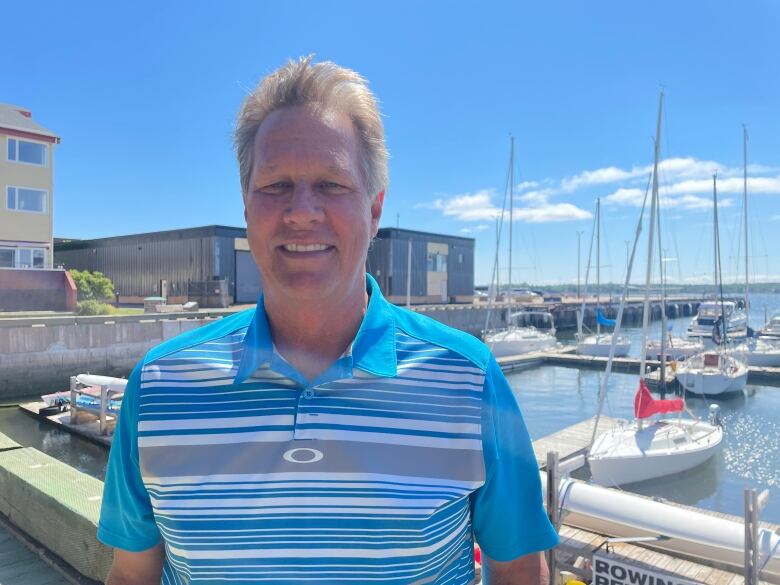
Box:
[592,552,704,585]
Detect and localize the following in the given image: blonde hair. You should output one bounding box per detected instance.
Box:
[234,56,388,199]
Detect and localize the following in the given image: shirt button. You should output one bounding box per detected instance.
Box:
[302,389,315,400]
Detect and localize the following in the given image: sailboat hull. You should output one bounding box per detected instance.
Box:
[589,419,723,487]
[576,334,631,357]
[675,353,748,396]
[486,328,557,357]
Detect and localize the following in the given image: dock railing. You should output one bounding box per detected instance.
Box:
[745,487,771,585]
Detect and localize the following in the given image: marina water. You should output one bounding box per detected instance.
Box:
[0,293,778,522]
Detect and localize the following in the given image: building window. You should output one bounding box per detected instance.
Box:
[427,252,447,272]
[6,186,47,213]
[0,248,14,268]
[7,138,47,166]
[0,247,45,269]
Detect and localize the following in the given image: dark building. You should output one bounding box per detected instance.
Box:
[54,226,261,305]
[367,228,474,304]
[54,225,475,306]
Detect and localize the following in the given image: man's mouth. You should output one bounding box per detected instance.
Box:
[281,243,333,253]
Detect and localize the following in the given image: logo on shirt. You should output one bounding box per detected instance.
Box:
[283,447,324,464]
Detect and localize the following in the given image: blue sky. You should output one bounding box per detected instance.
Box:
[5,1,780,286]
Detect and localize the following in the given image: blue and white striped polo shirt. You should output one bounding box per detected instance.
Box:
[98,275,557,584]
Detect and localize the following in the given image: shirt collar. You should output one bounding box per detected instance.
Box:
[233,273,397,384]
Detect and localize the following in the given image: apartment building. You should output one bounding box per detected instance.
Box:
[0,104,60,270]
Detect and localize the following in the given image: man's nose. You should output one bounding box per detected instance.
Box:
[283,183,324,224]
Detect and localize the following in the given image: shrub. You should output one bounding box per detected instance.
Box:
[75,300,117,316]
[70,269,115,302]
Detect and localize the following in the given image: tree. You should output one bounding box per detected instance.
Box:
[70,269,115,302]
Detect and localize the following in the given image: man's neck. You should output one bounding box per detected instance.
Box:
[264,281,368,383]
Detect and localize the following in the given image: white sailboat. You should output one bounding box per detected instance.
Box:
[588,91,723,487]
[732,126,780,367]
[676,173,749,395]
[576,198,631,357]
[484,136,558,357]
[645,334,703,361]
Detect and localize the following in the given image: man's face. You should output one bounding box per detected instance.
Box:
[245,105,384,303]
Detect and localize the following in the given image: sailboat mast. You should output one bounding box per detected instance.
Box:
[714,173,728,347]
[743,125,749,330]
[596,198,601,337]
[639,90,664,380]
[508,135,514,303]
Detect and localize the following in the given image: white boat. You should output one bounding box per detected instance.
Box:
[733,336,780,367]
[675,351,748,395]
[575,200,631,357]
[576,333,630,357]
[587,91,722,487]
[645,335,703,361]
[687,300,747,340]
[759,312,780,338]
[484,310,557,357]
[589,410,723,487]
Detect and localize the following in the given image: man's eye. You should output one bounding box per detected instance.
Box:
[258,182,290,194]
[322,182,350,193]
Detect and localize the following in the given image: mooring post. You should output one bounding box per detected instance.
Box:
[69,376,77,425]
[99,384,107,435]
[546,451,560,585]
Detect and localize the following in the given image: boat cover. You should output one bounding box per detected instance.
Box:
[596,308,616,327]
[634,379,684,419]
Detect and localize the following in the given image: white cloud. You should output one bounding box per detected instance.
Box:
[418,189,502,221]
[512,203,592,223]
[459,225,490,234]
[419,187,591,224]
[562,166,638,191]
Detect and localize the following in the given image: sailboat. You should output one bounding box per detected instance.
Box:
[576,199,631,357]
[732,127,780,367]
[675,173,749,395]
[588,90,723,487]
[484,136,557,357]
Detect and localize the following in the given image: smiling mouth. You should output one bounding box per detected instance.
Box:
[281,243,334,253]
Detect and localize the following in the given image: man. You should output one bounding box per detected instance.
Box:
[98,57,558,585]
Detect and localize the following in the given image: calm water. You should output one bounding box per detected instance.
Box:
[0,405,108,480]
[0,293,778,521]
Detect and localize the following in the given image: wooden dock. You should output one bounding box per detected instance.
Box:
[532,415,620,467]
[556,523,773,585]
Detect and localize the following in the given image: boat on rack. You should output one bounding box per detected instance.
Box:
[41,374,127,415]
[576,199,631,357]
[587,90,723,487]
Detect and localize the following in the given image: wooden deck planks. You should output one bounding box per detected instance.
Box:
[0,524,69,585]
[532,415,620,466]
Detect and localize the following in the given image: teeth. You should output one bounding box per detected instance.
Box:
[283,244,330,252]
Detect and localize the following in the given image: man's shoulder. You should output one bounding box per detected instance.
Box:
[386,303,491,372]
[142,307,256,366]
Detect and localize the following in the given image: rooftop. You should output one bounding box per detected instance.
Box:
[0,103,59,141]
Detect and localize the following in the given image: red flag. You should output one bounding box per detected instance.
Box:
[634,379,684,419]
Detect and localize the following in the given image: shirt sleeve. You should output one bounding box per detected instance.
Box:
[97,362,162,551]
[471,356,559,561]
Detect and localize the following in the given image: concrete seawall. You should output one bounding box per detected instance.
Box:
[0,298,700,400]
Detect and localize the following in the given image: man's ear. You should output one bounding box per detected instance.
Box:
[370,190,385,238]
